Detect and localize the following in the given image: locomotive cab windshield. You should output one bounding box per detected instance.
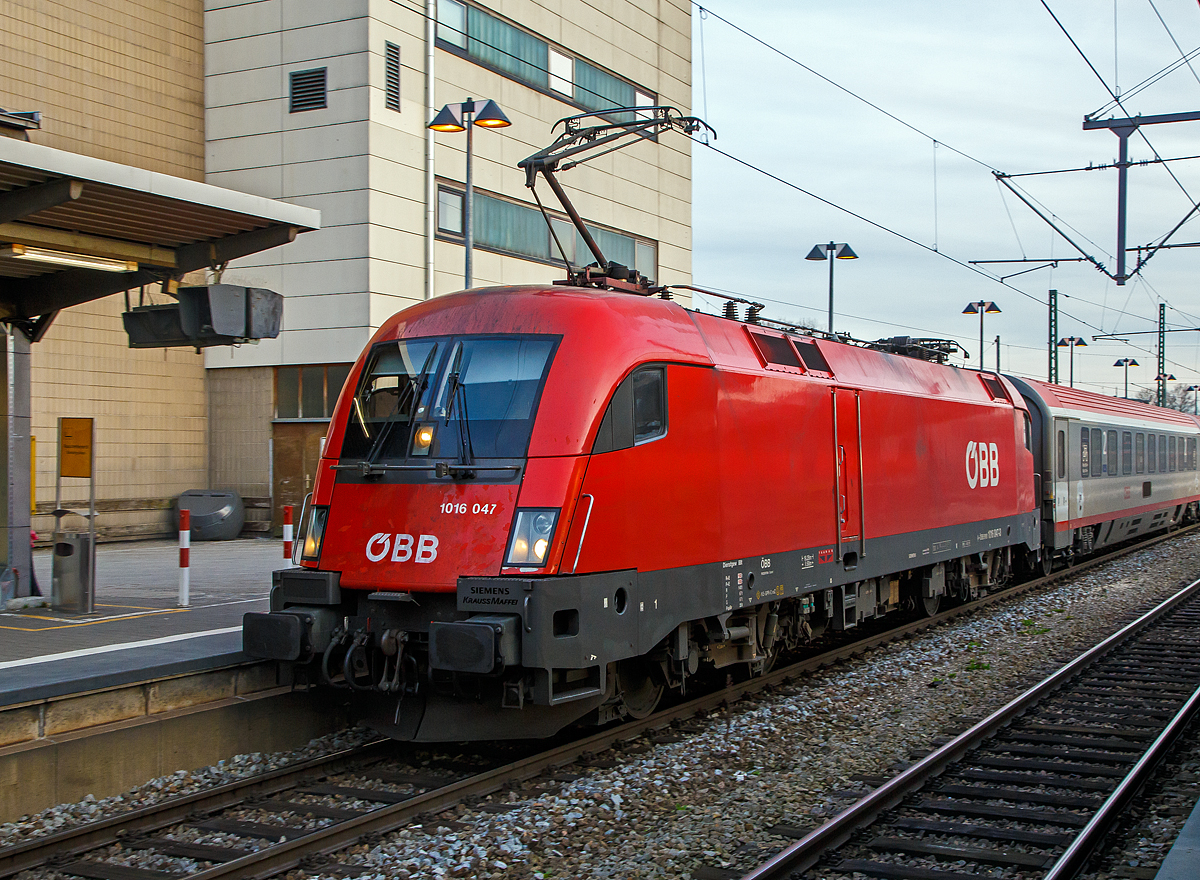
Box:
[340,334,559,469]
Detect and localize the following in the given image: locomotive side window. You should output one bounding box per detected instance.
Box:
[1056,430,1065,479]
[594,365,667,453]
[1135,433,1145,474]
[750,332,803,370]
[1023,413,1032,451]
[633,367,666,443]
[1170,436,1178,472]
[1106,430,1118,476]
[1090,428,1102,476]
[1148,433,1157,472]
[793,339,833,374]
[1080,431,1089,477]
[1122,432,1133,475]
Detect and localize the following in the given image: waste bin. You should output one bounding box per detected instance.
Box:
[52,531,94,613]
[175,490,245,541]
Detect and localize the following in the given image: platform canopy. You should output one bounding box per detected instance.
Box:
[0,138,320,339]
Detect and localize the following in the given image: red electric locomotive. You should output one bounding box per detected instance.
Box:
[242,107,1200,741]
[244,283,1047,740]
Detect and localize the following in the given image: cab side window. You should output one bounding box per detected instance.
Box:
[633,368,666,443]
[593,365,668,453]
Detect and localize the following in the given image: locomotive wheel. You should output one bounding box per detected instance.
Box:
[616,658,664,720]
[1041,551,1054,577]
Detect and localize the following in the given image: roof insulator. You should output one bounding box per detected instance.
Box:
[723,301,739,320]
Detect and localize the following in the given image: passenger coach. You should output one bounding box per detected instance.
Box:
[1010,378,1200,564]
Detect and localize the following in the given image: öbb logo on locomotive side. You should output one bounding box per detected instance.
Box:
[965,441,1000,489]
[365,533,439,563]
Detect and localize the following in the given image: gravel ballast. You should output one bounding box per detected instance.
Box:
[7,534,1200,880]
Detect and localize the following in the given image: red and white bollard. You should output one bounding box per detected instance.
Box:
[283,505,294,560]
[179,508,191,607]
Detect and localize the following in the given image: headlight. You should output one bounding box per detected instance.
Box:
[506,508,559,566]
[411,423,434,456]
[302,505,329,562]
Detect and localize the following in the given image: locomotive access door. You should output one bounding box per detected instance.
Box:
[832,388,864,567]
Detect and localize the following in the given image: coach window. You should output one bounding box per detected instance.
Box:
[1122,431,1132,475]
[1135,433,1145,474]
[1090,428,1102,476]
[1080,431,1090,477]
[1148,433,1157,472]
[633,367,666,443]
[1190,438,1198,470]
[1169,436,1178,471]
[1159,435,1167,472]
[1106,430,1118,476]
[1056,430,1065,479]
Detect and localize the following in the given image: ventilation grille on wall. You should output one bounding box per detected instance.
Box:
[289,68,327,112]
[385,43,401,112]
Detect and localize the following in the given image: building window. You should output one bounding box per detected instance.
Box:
[549,48,573,96]
[276,364,353,420]
[436,0,651,116]
[385,42,401,112]
[436,185,657,278]
[437,0,466,48]
[289,68,328,113]
[575,60,635,119]
[437,188,463,235]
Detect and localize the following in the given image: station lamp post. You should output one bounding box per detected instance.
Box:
[1056,336,1087,388]
[1114,358,1138,398]
[428,98,511,288]
[962,301,1001,371]
[1157,372,1176,407]
[805,241,858,335]
[1188,385,1200,415]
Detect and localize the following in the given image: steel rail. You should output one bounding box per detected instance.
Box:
[0,740,394,879]
[739,572,1200,880]
[1044,680,1200,879]
[3,525,1192,880]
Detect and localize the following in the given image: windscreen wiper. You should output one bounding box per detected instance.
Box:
[436,370,477,479]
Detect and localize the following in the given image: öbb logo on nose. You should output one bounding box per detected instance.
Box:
[965,441,1000,489]
[366,533,439,563]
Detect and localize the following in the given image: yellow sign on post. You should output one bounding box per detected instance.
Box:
[59,418,94,479]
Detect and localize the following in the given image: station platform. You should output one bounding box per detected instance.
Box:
[0,538,287,707]
[1157,795,1200,879]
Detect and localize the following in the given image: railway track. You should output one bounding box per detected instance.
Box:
[741,573,1200,880]
[2,528,1192,880]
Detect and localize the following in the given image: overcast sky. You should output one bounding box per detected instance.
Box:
[689,0,1200,398]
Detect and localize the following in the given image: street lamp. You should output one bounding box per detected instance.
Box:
[1156,372,1176,407]
[428,98,511,288]
[805,242,858,335]
[962,301,1001,371]
[1113,358,1138,398]
[1056,336,1087,388]
[1188,385,1200,415]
